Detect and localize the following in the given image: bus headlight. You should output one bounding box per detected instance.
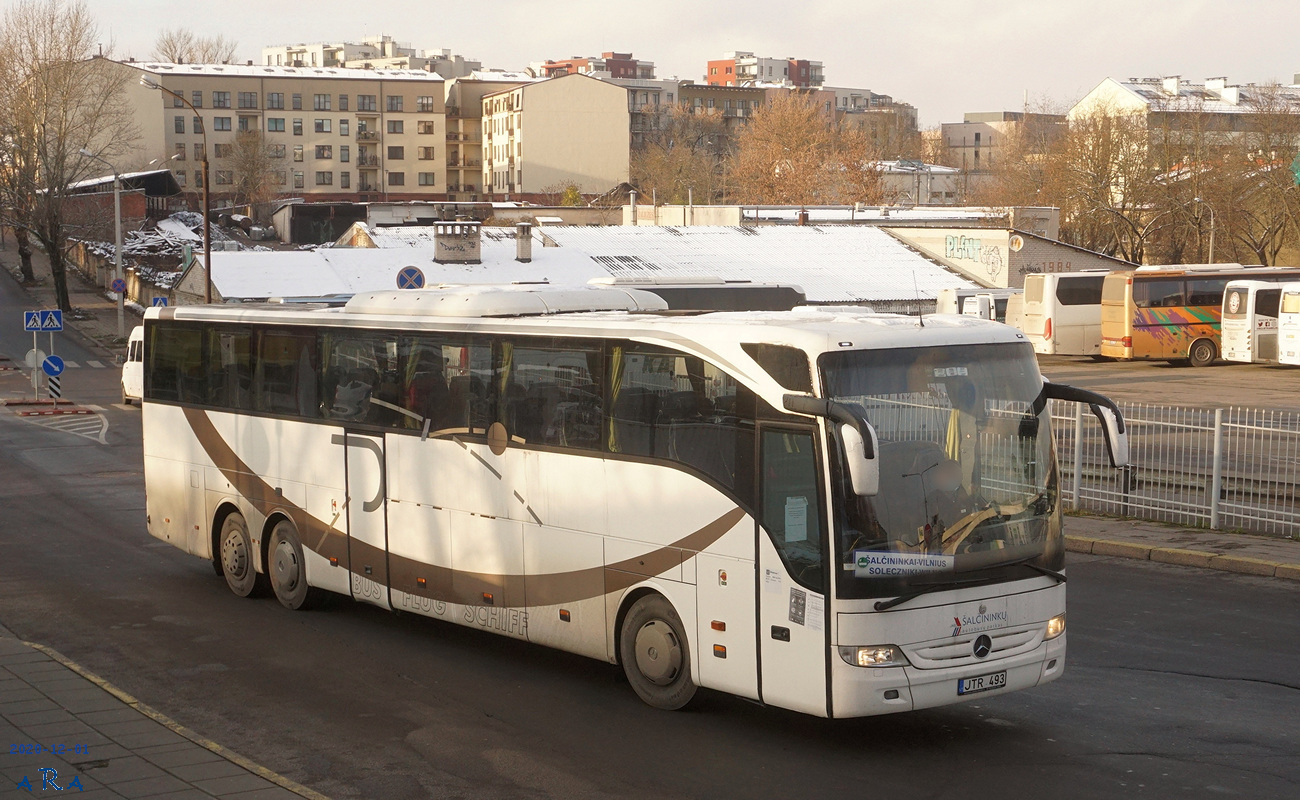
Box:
[1045,614,1066,640]
[838,645,909,668]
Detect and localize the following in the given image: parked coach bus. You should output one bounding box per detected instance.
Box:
[141,284,1127,718]
[1100,265,1300,366]
[1021,271,1116,357]
[1279,283,1300,366]
[1221,280,1283,364]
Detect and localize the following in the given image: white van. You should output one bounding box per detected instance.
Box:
[1221,280,1282,364]
[936,288,1020,323]
[121,325,144,405]
[1279,283,1300,366]
[1022,271,1112,356]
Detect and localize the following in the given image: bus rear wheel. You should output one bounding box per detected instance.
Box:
[268,520,323,610]
[619,595,697,711]
[1189,338,1217,367]
[219,513,265,598]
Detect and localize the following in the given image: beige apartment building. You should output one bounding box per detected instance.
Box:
[481,74,630,200]
[111,60,448,204]
[444,75,530,201]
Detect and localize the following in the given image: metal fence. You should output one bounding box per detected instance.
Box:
[1050,400,1300,535]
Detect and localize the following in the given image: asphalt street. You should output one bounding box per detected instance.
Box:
[0,280,1296,799]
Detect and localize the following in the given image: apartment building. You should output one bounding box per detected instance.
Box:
[942,111,1065,172]
[705,52,824,88]
[481,74,629,200]
[114,60,447,203]
[444,75,530,200]
[531,52,655,80]
[1070,76,1300,134]
[262,36,480,79]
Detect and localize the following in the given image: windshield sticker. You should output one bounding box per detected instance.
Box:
[789,587,807,626]
[807,594,824,631]
[764,568,782,594]
[933,367,969,377]
[951,599,1009,637]
[853,551,955,577]
[784,496,809,543]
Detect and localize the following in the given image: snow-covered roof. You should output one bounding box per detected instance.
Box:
[743,206,1005,223]
[1111,77,1300,115]
[131,62,444,82]
[467,70,535,82]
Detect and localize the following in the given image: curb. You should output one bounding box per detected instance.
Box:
[23,642,332,800]
[1065,535,1300,582]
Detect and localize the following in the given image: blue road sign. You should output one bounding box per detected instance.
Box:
[24,310,63,332]
[41,355,65,377]
[111,278,127,293]
[152,296,169,307]
[397,266,426,290]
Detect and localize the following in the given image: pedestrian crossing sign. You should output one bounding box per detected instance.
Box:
[23,310,63,332]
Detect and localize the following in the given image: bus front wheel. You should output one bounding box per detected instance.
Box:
[1189,338,1217,367]
[219,513,265,598]
[619,594,697,711]
[268,520,323,610]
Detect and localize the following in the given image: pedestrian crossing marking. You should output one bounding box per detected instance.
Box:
[87,360,104,368]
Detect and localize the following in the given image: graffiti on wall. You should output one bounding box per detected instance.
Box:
[945,235,1004,280]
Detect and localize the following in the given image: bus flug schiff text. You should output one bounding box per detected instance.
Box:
[140,285,1127,717]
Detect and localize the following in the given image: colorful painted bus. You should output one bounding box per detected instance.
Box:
[1100,266,1300,366]
[141,285,1127,717]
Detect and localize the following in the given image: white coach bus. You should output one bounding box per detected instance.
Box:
[1279,283,1300,366]
[141,285,1127,717]
[1021,271,1112,356]
[1221,280,1283,364]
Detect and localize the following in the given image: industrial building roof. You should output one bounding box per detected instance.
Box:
[132,62,445,82]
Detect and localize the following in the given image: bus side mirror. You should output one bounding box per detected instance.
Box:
[840,423,879,496]
[1040,381,1130,468]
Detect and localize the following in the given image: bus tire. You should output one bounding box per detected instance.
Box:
[219,513,265,598]
[619,594,697,711]
[1188,338,1217,368]
[268,520,323,610]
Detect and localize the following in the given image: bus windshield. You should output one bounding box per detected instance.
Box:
[820,342,1062,599]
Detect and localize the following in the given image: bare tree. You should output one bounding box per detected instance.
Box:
[153,27,238,64]
[630,105,730,205]
[229,131,280,219]
[0,0,139,312]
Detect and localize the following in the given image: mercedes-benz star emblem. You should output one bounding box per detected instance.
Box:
[973,634,992,659]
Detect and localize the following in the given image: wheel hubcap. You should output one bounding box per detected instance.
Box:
[273,541,300,592]
[222,531,247,578]
[634,620,682,685]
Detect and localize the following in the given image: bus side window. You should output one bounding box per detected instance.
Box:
[1188,279,1230,306]
[497,339,603,450]
[254,330,318,418]
[148,325,203,403]
[760,429,824,590]
[1135,280,1184,309]
[206,328,253,410]
[321,336,382,423]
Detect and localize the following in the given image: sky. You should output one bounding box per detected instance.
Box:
[87,0,1300,127]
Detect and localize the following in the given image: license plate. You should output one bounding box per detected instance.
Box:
[958,670,1007,696]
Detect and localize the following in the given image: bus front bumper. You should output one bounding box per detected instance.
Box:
[829,633,1066,718]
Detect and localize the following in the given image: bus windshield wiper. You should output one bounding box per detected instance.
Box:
[873,575,989,612]
[1016,559,1066,584]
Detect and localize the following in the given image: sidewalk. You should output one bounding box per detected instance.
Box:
[1,245,135,360]
[1065,513,1300,581]
[0,630,328,799]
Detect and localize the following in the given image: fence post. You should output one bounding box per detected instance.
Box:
[1072,401,1085,511]
[1209,408,1224,529]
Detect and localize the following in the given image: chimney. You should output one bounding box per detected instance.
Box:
[515,222,532,262]
[433,221,481,264]
[1162,75,1181,96]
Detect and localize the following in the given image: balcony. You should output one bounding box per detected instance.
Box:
[357,130,378,141]
[358,155,380,167]
[446,158,482,168]
[358,183,376,192]
[446,132,480,142]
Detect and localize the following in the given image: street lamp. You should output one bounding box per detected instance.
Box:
[140,75,212,303]
[1194,196,1216,264]
[77,148,124,339]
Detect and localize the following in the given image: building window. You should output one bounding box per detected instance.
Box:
[417,95,435,112]
[340,171,350,189]
[213,91,230,108]
[387,146,404,160]
[313,94,331,111]
[387,119,404,134]
[193,116,203,132]
[293,171,304,189]
[214,143,232,158]
[274,170,287,185]
[268,117,286,132]
[214,169,233,185]
[293,119,303,136]
[418,172,436,186]
[386,95,404,112]
[315,171,333,186]
[213,117,232,131]
[340,119,350,136]
[238,116,257,132]
[357,94,376,112]
[238,92,258,109]
[339,94,348,111]
[315,119,332,133]
[174,143,186,161]
[174,116,185,134]
[315,145,332,159]
[191,91,202,108]
[292,93,302,110]
[193,143,204,160]
[172,94,183,108]
[175,171,186,187]
[388,171,405,185]
[340,145,350,163]
[269,144,286,158]
[194,170,203,188]
[293,145,303,162]
[267,92,284,110]
[417,120,436,134]
[418,146,435,160]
